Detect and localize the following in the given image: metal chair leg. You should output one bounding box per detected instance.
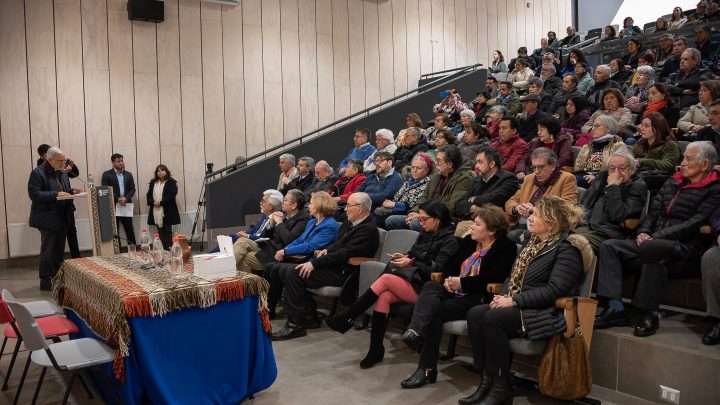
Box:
[96,365,124,405]
[2,339,21,390]
[78,370,94,399]
[61,371,77,405]
[12,356,31,405]
[439,334,458,360]
[30,367,46,405]
[0,336,8,356]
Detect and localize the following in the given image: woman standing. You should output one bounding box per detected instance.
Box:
[146,164,180,250]
[460,196,584,405]
[324,200,458,369]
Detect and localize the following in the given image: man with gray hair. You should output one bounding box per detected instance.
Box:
[339,128,376,175]
[364,129,398,173]
[277,153,298,191]
[585,64,621,113]
[654,33,675,67]
[209,189,283,253]
[665,47,715,108]
[575,151,649,252]
[304,160,339,199]
[272,192,380,340]
[28,147,77,290]
[596,141,720,337]
[282,156,315,195]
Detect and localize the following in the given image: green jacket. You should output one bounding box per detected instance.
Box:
[412,169,472,213]
[632,140,681,174]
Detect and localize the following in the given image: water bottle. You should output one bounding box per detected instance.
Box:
[152,234,164,267]
[86,173,94,187]
[171,236,183,258]
[171,236,184,277]
[139,228,150,253]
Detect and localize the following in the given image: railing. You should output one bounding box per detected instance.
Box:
[205,63,483,179]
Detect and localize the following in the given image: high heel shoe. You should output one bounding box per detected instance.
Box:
[400,367,438,389]
[457,371,491,404]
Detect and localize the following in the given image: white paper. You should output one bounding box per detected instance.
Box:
[115,202,134,217]
[216,235,235,257]
[57,192,87,200]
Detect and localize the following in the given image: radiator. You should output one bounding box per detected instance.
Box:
[8,210,198,258]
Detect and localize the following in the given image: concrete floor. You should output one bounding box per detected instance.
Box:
[0,263,658,405]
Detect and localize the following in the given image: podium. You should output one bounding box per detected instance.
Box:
[85,185,119,256]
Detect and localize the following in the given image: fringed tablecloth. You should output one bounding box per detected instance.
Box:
[52,254,271,381]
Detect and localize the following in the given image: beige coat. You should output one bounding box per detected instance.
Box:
[573,135,628,172]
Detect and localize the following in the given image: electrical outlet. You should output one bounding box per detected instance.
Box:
[659,385,680,405]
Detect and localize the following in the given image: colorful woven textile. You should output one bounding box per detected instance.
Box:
[52,254,271,381]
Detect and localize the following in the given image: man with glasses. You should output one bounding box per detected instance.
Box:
[338,128,376,176]
[357,152,403,210]
[574,152,649,252]
[272,192,380,341]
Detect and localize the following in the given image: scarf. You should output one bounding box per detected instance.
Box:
[152,180,166,228]
[530,167,562,205]
[456,241,494,297]
[643,100,667,118]
[507,233,559,297]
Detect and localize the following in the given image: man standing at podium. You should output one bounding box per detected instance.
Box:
[102,153,137,247]
[28,147,75,291]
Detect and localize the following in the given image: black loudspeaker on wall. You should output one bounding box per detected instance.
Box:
[127,0,164,23]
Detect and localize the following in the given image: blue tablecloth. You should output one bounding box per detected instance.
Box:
[68,295,277,404]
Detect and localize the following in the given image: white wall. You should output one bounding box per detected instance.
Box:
[578,0,699,33]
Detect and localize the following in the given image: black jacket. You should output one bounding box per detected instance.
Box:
[311,215,379,270]
[28,163,74,232]
[665,67,716,109]
[581,171,648,239]
[548,88,582,116]
[454,169,520,219]
[635,103,680,128]
[394,139,430,171]
[101,169,136,202]
[697,127,720,163]
[256,210,312,264]
[501,234,582,339]
[404,226,459,292]
[585,79,621,113]
[518,110,547,142]
[304,174,339,199]
[146,178,180,226]
[445,235,517,299]
[282,172,314,195]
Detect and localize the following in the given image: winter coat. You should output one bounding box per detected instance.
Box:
[147,178,181,226]
[404,226,460,292]
[490,136,530,173]
[631,140,681,174]
[581,171,648,239]
[454,169,519,219]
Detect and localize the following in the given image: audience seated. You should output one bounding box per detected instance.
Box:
[575,151,649,252]
[708,1,720,21]
[586,65,622,113]
[485,76,500,99]
[508,47,535,71]
[599,25,617,42]
[576,114,629,187]
[210,189,284,253]
[520,116,574,177]
[325,200,458,369]
[426,128,457,160]
[277,153,299,191]
[700,207,720,345]
[627,52,656,87]
[424,114,452,147]
[517,94,546,142]
[391,206,517,389]
[609,58,633,84]
[375,154,433,227]
[304,160,339,199]
[468,91,492,124]
[697,99,720,163]
[339,128,376,175]
[531,38,553,67]
[632,113,682,186]
[595,141,720,338]
[694,25,719,60]
[487,81,522,117]
[658,37,689,81]
[624,65,655,114]
[264,191,339,319]
[560,26,581,48]
[333,160,367,204]
[462,196,584,405]
[654,33,676,67]
[363,129,398,173]
[634,84,681,129]
[581,88,633,137]
[386,145,471,231]
[664,48,715,109]
[272,192,379,341]
[548,73,582,116]
[620,16,643,37]
[485,105,506,142]
[646,17,670,34]
[560,96,592,142]
[396,113,426,147]
[669,6,688,30]
[458,122,490,163]
[455,148,520,230]
[433,90,467,121]
[393,127,429,172]
[490,50,508,74]
[677,80,719,136]
[281,156,314,195]
[527,78,554,114]
[358,151,404,210]
[490,116,530,176]
[561,49,586,76]
[507,58,535,92]
[537,61,563,92]
[689,1,710,24]
[575,63,594,94]
[454,109,477,138]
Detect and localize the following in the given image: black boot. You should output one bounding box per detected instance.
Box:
[400,367,438,389]
[457,371,491,404]
[478,374,513,405]
[325,289,378,334]
[360,311,387,369]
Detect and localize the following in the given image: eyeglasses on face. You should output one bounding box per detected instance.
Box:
[344,203,361,210]
[531,163,550,171]
[417,215,432,223]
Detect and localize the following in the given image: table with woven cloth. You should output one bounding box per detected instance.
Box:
[52,254,277,405]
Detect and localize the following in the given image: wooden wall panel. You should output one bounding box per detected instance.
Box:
[454,0,467,67]
[533,0,544,50]
[222,3,247,165]
[179,0,205,210]
[465,0,477,65]
[417,0,432,78]
[550,0,559,35]
[363,0,381,107]
[317,0,336,126]
[430,0,444,71]
[442,0,455,69]
[476,0,489,68]
[241,0,264,155]
[298,0,319,133]
[377,0,394,101]
[486,0,499,60]
[506,0,517,59]
[25,0,59,150]
[348,0,365,113]
[262,0,284,148]
[280,0,302,140]
[392,0,408,94]
[157,0,186,209]
[201,3,227,166]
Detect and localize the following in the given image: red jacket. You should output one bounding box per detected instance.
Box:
[490,136,529,173]
[335,174,367,202]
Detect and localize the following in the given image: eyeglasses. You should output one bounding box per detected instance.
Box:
[374,158,388,164]
[608,165,630,172]
[417,216,432,223]
[344,203,361,210]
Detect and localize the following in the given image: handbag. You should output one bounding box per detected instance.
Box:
[537,299,593,400]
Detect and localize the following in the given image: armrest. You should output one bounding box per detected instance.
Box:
[620,219,641,229]
[556,296,598,350]
[486,283,502,294]
[701,225,711,235]
[555,296,598,310]
[348,257,375,266]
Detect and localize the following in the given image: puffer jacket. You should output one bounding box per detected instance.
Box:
[405,226,460,292]
[582,171,648,239]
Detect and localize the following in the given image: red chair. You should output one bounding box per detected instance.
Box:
[0,291,78,403]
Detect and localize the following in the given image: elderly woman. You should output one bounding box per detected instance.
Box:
[454,108,477,138]
[458,122,490,163]
[507,58,535,92]
[575,114,629,187]
[519,116,573,176]
[461,196,584,405]
[396,113,426,147]
[634,83,680,129]
[582,88,633,136]
[363,128,398,173]
[391,206,517,388]
[609,58,633,83]
[375,154,433,227]
[490,50,508,74]
[632,113,681,185]
[677,80,720,136]
[264,191,339,318]
[560,96,591,142]
[393,127,429,171]
[325,200,458,369]
[332,160,367,212]
[425,113,452,147]
[486,105,506,142]
[426,128,457,160]
[624,65,656,113]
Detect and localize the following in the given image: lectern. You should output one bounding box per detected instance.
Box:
[85,186,119,256]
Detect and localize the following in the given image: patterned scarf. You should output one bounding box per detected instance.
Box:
[530,167,562,205]
[507,233,558,297]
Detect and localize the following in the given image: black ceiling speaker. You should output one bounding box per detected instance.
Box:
[127,0,164,23]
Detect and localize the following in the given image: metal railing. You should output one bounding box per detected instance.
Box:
[206,63,483,179]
